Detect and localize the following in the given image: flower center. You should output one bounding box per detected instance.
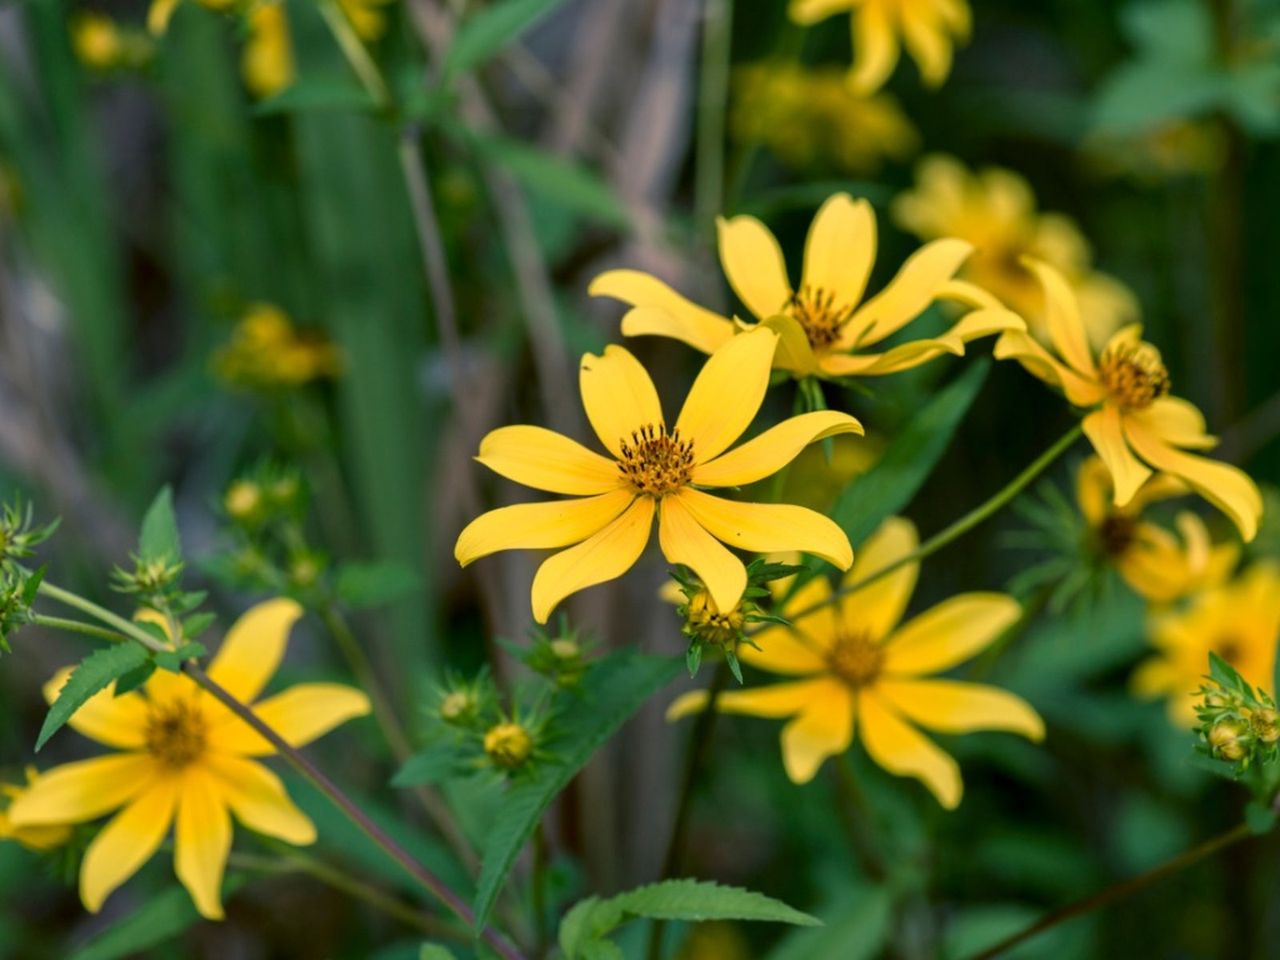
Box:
[145,699,207,768]
[1098,513,1137,558]
[617,423,695,497]
[1215,634,1245,667]
[787,285,857,353]
[827,633,884,688]
[1098,340,1170,410]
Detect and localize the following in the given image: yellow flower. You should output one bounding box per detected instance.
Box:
[339,0,395,41]
[592,192,1022,381]
[996,260,1262,541]
[71,13,124,70]
[242,3,295,99]
[484,722,534,770]
[1133,563,1280,727]
[893,155,1139,349]
[731,63,918,173]
[214,303,342,388]
[1076,456,1237,605]
[7,600,370,919]
[789,0,971,95]
[455,329,861,622]
[0,768,73,852]
[668,517,1043,807]
[147,0,238,36]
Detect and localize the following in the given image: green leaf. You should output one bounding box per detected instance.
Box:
[139,486,181,563]
[253,76,378,115]
[1090,60,1222,135]
[335,561,422,610]
[1120,0,1212,63]
[831,360,988,547]
[473,651,682,930]
[113,660,157,696]
[393,742,465,788]
[444,0,573,79]
[608,879,819,927]
[419,946,459,960]
[559,896,619,960]
[37,643,152,751]
[1245,800,1277,835]
[766,885,891,960]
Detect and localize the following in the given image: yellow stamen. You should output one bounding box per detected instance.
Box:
[145,699,207,768]
[787,284,857,352]
[617,424,695,497]
[1098,340,1170,410]
[827,633,884,688]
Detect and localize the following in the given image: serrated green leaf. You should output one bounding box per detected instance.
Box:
[393,742,464,788]
[113,661,157,696]
[37,643,152,750]
[181,612,216,640]
[559,896,624,960]
[444,0,573,78]
[831,360,988,547]
[609,879,819,927]
[335,561,422,610]
[473,652,682,930]
[765,885,891,960]
[139,486,181,563]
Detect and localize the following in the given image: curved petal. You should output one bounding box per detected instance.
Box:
[876,679,1044,740]
[81,774,180,913]
[675,328,779,462]
[667,677,831,722]
[591,269,736,356]
[1024,259,1096,378]
[175,768,232,920]
[476,425,621,495]
[762,314,819,376]
[840,516,918,642]
[207,683,371,756]
[1083,406,1152,506]
[900,3,953,86]
[800,194,877,311]
[8,754,157,826]
[147,0,181,35]
[580,346,664,458]
[531,496,655,623]
[1075,456,1112,525]
[455,490,636,566]
[1129,396,1216,451]
[858,690,962,808]
[692,411,864,487]
[993,330,1108,407]
[659,495,748,614]
[882,594,1020,676]
[781,681,856,783]
[206,598,303,705]
[848,0,901,95]
[742,576,841,676]
[206,755,315,845]
[788,0,853,25]
[42,668,148,750]
[717,215,793,321]
[844,238,972,347]
[677,488,853,571]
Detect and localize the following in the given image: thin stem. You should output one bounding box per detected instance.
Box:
[783,422,1084,624]
[182,662,527,960]
[319,0,393,114]
[965,822,1252,960]
[29,614,128,644]
[831,754,887,882]
[37,581,168,653]
[694,0,733,235]
[646,660,731,960]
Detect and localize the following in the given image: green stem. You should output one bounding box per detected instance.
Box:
[831,754,887,882]
[29,614,128,644]
[36,582,168,653]
[319,0,394,114]
[784,422,1084,623]
[694,0,733,236]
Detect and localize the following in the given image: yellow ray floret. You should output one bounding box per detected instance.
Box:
[455,329,863,622]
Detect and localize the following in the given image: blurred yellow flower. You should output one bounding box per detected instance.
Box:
[455,330,861,622]
[1133,563,1280,726]
[0,768,72,852]
[789,0,970,95]
[7,600,370,918]
[894,155,1139,349]
[340,0,396,41]
[1076,456,1237,605]
[592,192,1022,381]
[214,303,342,389]
[1085,119,1227,183]
[147,0,237,36]
[731,63,918,173]
[71,13,124,69]
[668,517,1043,807]
[996,261,1262,541]
[242,3,295,99]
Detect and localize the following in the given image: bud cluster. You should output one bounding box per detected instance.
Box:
[214,464,325,599]
[521,620,592,687]
[1195,654,1280,777]
[0,502,58,573]
[427,671,545,778]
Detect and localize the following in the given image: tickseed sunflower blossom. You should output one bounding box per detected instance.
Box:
[454,329,861,623]
[893,155,1139,349]
[789,0,971,95]
[0,768,72,852]
[8,599,370,919]
[996,260,1262,542]
[214,303,342,389]
[1133,563,1280,727]
[591,192,1023,383]
[1076,456,1237,605]
[668,517,1044,807]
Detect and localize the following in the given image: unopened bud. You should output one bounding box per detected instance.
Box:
[1209,720,1247,761]
[484,722,533,770]
[1249,707,1280,744]
[224,480,262,521]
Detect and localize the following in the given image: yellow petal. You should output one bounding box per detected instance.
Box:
[788,0,853,25]
[761,314,819,376]
[844,238,972,348]
[742,577,839,675]
[1083,406,1152,506]
[900,3,953,86]
[1128,396,1216,451]
[175,769,232,920]
[147,0,180,35]
[800,194,876,311]
[81,774,180,913]
[1024,259,1096,378]
[1074,456,1112,525]
[858,690,962,808]
[692,411,864,487]
[848,0,901,95]
[666,677,830,722]
[590,269,735,356]
[675,327,779,462]
[840,516,918,642]
[658,495,748,614]
[207,755,315,845]
[476,425,621,495]
[8,754,157,826]
[206,598,304,705]
[882,594,1020,676]
[42,668,148,750]
[993,330,1108,407]
[207,683,371,756]
[677,488,853,571]
[580,346,664,458]
[716,215,793,321]
[875,678,1044,740]
[531,496,655,623]
[455,490,635,566]
[780,681,855,783]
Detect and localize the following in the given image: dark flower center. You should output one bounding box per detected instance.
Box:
[617,424,695,497]
[145,699,207,768]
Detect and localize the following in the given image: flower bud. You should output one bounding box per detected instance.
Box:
[484,722,533,770]
[1248,707,1280,744]
[1208,720,1247,761]
[224,481,263,522]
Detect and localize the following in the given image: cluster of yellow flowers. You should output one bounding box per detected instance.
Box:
[213,303,342,389]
